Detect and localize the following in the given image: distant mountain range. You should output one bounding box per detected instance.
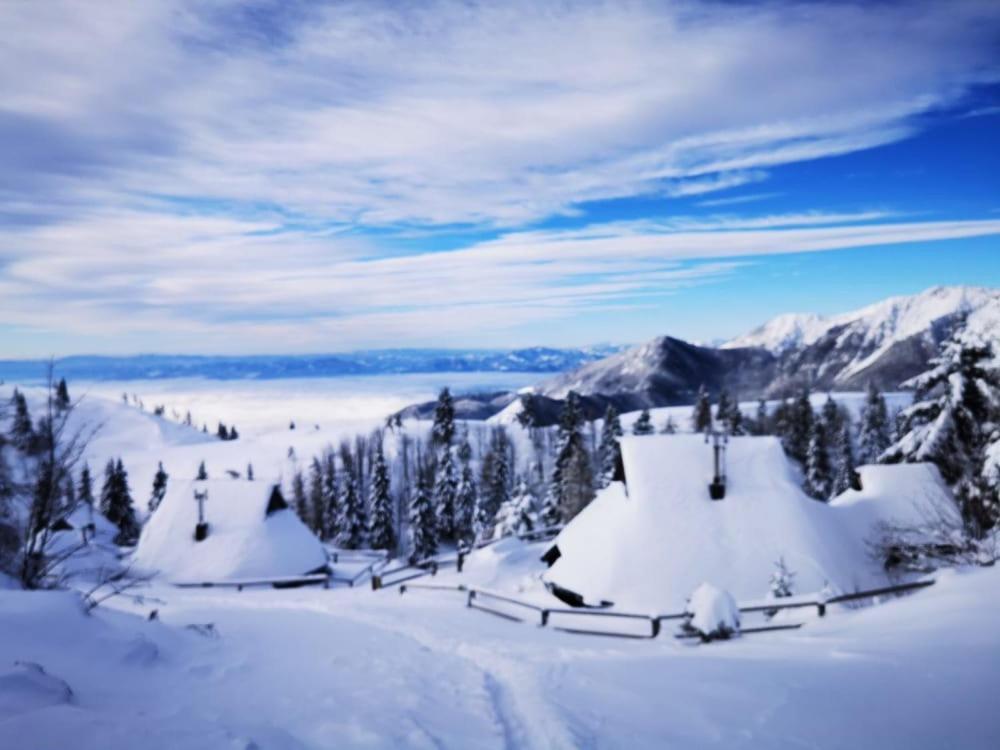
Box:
[397,286,999,425]
[0,346,624,383]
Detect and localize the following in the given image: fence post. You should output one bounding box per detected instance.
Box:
[457,552,465,573]
[540,610,549,627]
[817,602,826,617]
[400,584,407,595]
[650,618,660,638]
[467,590,475,608]
[371,575,382,591]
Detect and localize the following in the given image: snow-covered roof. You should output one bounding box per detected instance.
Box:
[547,434,880,611]
[831,462,960,532]
[133,479,327,582]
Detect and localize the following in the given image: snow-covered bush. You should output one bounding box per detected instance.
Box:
[683,583,740,641]
[765,557,796,619]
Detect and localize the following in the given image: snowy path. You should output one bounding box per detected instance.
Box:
[3,566,1000,748]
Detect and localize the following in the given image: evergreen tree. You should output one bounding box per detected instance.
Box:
[217,423,229,440]
[368,439,396,551]
[785,388,814,463]
[632,408,654,436]
[308,457,325,535]
[9,389,33,449]
[291,471,308,521]
[55,378,70,411]
[78,463,94,509]
[101,458,139,544]
[408,471,437,562]
[598,404,623,487]
[716,388,732,429]
[754,399,769,435]
[549,392,594,522]
[831,423,861,496]
[539,485,562,528]
[320,451,338,540]
[476,431,511,539]
[692,385,712,432]
[335,473,366,549]
[495,478,538,538]
[196,460,208,481]
[453,439,478,545]
[148,461,168,513]
[229,426,239,440]
[804,421,833,500]
[821,395,846,439]
[432,447,458,540]
[431,387,456,448]
[883,329,999,534]
[858,381,892,464]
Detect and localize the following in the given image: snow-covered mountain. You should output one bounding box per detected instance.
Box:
[518,286,1000,421]
[735,285,1000,391]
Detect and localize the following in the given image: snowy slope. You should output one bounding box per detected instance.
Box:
[133,479,327,582]
[547,434,881,612]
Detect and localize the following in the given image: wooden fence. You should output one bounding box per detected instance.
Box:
[395,578,936,641]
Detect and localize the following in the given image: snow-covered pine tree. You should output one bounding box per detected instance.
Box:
[765,557,796,619]
[597,404,623,487]
[883,328,999,534]
[857,381,891,464]
[821,395,846,440]
[196,460,208,481]
[538,485,562,529]
[495,478,538,538]
[784,388,813,463]
[431,387,456,448]
[804,421,833,501]
[451,438,477,545]
[291,471,308,522]
[368,439,395,551]
[408,471,437,562]
[148,462,168,513]
[831,422,861,496]
[55,378,70,411]
[432,447,458,540]
[692,385,712,433]
[335,472,366,549]
[559,440,594,520]
[548,392,594,522]
[101,459,139,544]
[659,415,678,434]
[308,457,325,535]
[78,463,94,509]
[320,451,338,541]
[754,398,769,435]
[632,408,654,436]
[716,388,732,428]
[10,389,33,450]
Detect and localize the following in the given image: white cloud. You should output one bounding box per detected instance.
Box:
[1,0,998,227]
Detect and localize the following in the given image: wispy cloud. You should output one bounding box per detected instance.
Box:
[1,0,999,353]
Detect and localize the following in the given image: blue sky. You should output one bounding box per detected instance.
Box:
[1,0,999,356]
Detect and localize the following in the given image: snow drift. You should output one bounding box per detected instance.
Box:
[133,479,327,582]
[546,434,883,612]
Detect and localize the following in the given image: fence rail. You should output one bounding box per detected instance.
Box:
[395,578,936,641]
[173,573,330,591]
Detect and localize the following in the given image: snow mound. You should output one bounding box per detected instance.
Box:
[832,463,960,533]
[547,434,880,612]
[0,662,73,719]
[133,479,326,582]
[685,583,740,639]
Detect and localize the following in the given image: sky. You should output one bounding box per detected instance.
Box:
[1,0,999,357]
